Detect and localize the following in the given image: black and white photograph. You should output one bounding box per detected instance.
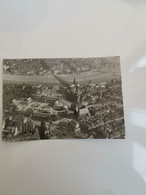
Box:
[2,56,125,141]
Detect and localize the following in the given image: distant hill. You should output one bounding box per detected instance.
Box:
[3,56,121,75]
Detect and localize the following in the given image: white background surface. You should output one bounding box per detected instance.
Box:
[0,0,146,195]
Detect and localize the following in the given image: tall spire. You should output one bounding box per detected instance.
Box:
[73,77,76,85]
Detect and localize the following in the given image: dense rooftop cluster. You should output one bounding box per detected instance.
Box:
[78,78,124,138]
[3,76,125,140]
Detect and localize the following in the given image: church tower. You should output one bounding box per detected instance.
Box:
[73,77,76,85]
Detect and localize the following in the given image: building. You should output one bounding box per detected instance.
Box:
[79,107,90,117]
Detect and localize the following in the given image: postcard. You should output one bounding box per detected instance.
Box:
[2,56,125,141]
